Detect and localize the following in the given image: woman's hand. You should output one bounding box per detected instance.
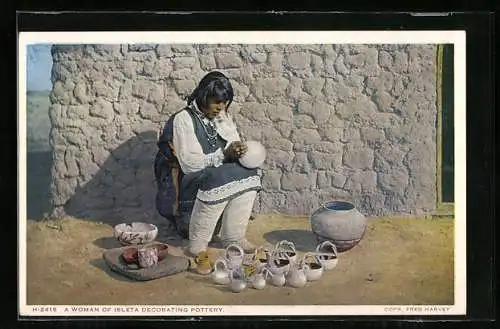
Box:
[224,141,248,162]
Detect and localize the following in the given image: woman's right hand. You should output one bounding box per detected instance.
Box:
[224,141,248,162]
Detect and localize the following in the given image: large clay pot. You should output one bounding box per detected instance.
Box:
[310,201,367,252]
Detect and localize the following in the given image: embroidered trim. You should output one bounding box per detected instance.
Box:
[198,187,261,205]
[196,175,262,203]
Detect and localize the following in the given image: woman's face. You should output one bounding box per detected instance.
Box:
[203,100,229,119]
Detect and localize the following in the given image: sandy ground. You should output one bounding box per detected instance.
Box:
[25,214,454,306]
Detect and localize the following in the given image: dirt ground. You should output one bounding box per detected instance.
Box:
[25,214,454,305]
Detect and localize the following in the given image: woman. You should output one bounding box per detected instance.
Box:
[154,71,261,260]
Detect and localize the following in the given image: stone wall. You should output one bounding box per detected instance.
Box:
[48,43,437,224]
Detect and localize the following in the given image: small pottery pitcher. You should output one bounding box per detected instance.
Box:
[248,269,267,290]
[302,252,324,281]
[266,269,286,287]
[252,247,270,272]
[138,246,158,268]
[212,259,231,285]
[242,259,259,280]
[315,241,339,270]
[286,262,308,288]
[274,240,297,265]
[229,267,247,293]
[267,251,291,276]
[224,243,245,270]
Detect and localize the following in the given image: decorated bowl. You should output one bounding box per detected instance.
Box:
[113,222,158,246]
[122,243,169,264]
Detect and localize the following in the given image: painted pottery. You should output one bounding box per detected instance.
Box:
[252,247,270,272]
[267,251,291,275]
[230,268,247,293]
[137,246,158,268]
[122,243,168,264]
[113,222,158,246]
[302,252,324,281]
[315,241,339,270]
[274,240,297,264]
[224,243,245,270]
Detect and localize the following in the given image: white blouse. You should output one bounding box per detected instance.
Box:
[172,101,241,174]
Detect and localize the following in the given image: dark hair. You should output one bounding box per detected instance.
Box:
[186,71,234,111]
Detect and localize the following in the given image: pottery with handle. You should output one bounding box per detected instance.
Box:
[266,269,286,287]
[229,267,247,293]
[251,246,270,272]
[224,243,245,270]
[248,270,267,290]
[267,250,291,276]
[315,241,339,270]
[212,259,231,285]
[275,240,297,265]
[286,261,308,288]
[302,252,324,281]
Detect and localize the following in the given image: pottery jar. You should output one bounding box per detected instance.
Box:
[230,268,247,293]
[251,247,270,272]
[310,201,367,252]
[286,262,308,288]
[212,259,231,285]
[224,243,245,270]
[267,252,291,276]
[248,271,267,290]
[268,271,286,287]
[315,241,339,270]
[302,252,324,281]
[275,240,297,265]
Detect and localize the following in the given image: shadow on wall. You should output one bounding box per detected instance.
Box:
[27,151,53,220]
[61,130,173,232]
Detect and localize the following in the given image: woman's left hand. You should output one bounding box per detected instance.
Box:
[224,141,248,161]
[235,141,248,158]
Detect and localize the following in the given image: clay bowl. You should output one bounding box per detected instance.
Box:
[113,222,158,246]
[122,247,138,264]
[122,243,169,264]
[152,243,169,260]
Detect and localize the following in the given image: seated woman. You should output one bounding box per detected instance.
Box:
[154,71,261,259]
